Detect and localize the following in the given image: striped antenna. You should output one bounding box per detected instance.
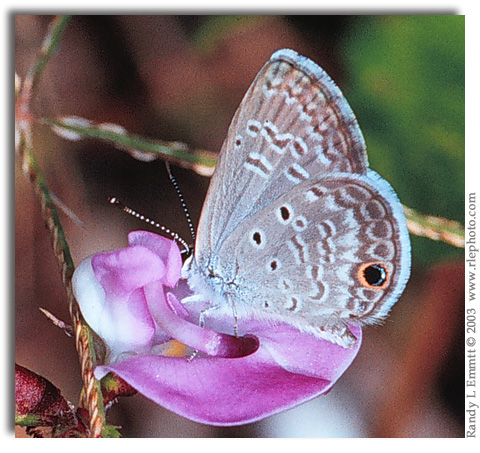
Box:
[165,161,196,244]
[109,197,191,254]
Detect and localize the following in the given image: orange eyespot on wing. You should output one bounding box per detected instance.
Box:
[357,263,389,288]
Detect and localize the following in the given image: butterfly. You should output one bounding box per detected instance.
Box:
[181,49,411,347]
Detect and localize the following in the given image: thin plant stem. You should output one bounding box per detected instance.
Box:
[46,116,465,249]
[16,15,115,438]
[24,15,72,95]
[45,116,218,176]
[404,206,464,248]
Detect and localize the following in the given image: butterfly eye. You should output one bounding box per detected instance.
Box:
[359,263,388,288]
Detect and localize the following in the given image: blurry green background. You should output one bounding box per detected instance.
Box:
[15,15,465,438]
[344,15,464,266]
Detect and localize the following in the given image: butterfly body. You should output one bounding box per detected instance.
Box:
[181,49,411,347]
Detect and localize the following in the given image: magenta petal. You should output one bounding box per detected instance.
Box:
[182,307,363,381]
[92,245,166,296]
[90,245,168,356]
[80,232,363,425]
[96,320,361,426]
[97,343,349,426]
[128,231,182,287]
[246,322,362,381]
[164,290,190,320]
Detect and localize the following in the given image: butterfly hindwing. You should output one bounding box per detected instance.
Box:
[216,172,410,332]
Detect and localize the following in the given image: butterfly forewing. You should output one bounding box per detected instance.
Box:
[196,49,369,263]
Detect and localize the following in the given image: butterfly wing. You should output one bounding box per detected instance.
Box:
[187,49,410,347]
[215,171,411,338]
[195,49,369,265]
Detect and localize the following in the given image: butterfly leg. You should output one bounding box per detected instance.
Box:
[198,304,221,329]
[183,304,223,362]
[198,297,239,337]
[223,294,238,337]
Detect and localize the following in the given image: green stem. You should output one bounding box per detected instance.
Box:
[27,15,72,94]
[404,206,464,248]
[28,153,75,269]
[45,116,217,175]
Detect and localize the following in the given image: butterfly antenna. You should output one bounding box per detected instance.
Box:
[108,197,191,254]
[165,161,196,245]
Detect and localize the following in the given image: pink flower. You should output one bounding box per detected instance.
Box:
[72,231,361,426]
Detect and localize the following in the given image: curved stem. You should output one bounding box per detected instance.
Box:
[16,15,113,438]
